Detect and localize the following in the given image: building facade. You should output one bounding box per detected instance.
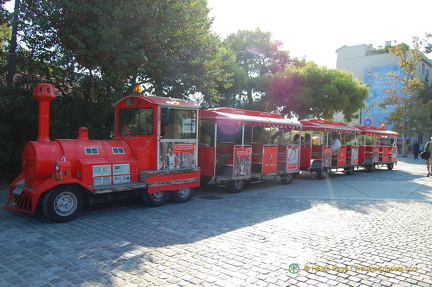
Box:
[336,43,432,144]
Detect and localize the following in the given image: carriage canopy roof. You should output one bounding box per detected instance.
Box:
[114,94,200,108]
[201,108,301,129]
[356,126,400,138]
[300,119,360,134]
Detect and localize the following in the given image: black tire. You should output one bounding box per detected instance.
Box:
[141,190,170,207]
[387,163,394,170]
[317,169,327,179]
[171,187,195,203]
[227,180,245,193]
[200,178,210,187]
[367,164,375,172]
[42,186,84,223]
[281,173,293,185]
[344,167,354,175]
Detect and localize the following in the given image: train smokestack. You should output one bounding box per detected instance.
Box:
[32,83,56,143]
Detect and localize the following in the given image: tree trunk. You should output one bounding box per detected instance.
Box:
[247,85,253,105]
[401,134,408,158]
[6,0,20,92]
[401,99,408,157]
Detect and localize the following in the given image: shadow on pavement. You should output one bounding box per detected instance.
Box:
[0,157,430,286]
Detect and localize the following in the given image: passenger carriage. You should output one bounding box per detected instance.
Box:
[356,126,399,171]
[198,108,302,192]
[299,119,361,178]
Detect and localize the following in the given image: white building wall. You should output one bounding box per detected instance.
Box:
[336,44,399,82]
[336,43,432,86]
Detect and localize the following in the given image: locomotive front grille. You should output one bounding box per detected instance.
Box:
[5,188,33,212]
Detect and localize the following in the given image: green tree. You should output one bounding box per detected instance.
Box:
[0,0,228,176]
[19,0,223,100]
[380,41,425,157]
[222,29,291,109]
[267,62,368,121]
[423,33,432,54]
[0,0,10,25]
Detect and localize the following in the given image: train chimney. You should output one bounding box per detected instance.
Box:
[32,83,56,143]
[77,127,89,140]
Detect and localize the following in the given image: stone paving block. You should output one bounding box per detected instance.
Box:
[1,159,432,287]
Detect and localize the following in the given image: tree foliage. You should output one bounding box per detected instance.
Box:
[19,0,223,99]
[0,0,227,177]
[220,29,291,109]
[0,0,10,25]
[380,39,430,157]
[0,0,384,177]
[266,62,368,121]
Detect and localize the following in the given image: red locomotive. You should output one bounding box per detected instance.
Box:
[5,84,201,222]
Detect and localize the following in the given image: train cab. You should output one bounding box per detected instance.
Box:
[5,84,201,222]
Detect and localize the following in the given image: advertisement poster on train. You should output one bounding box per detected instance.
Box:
[373,147,380,163]
[233,147,251,176]
[323,147,332,167]
[262,146,278,173]
[351,146,358,165]
[159,142,197,170]
[287,146,299,170]
[392,147,398,162]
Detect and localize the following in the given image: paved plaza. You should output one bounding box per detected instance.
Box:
[0,158,431,286]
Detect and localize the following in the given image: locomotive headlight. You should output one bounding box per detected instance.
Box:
[52,160,71,181]
[54,162,61,173]
[53,161,62,180]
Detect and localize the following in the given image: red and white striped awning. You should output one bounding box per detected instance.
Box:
[356,126,400,138]
[300,119,360,134]
[201,108,301,129]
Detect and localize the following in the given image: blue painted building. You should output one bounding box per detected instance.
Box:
[362,65,407,131]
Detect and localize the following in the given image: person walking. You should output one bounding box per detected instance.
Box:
[424,138,432,176]
[413,140,420,160]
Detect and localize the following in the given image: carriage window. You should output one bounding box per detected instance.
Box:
[161,108,197,139]
[118,108,154,135]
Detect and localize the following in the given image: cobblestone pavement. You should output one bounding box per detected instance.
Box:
[1,158,431,287]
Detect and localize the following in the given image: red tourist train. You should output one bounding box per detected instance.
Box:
[4,84,399,222]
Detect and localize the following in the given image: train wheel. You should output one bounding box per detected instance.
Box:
[171,187,195,203]
[387,163,394,170]
[228,180,245,193]
[344,167,354,175]
[42,186,84,223]
[141,190,170,207]
[281,173,293,185]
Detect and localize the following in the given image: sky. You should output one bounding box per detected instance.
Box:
[207,0,432,68]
